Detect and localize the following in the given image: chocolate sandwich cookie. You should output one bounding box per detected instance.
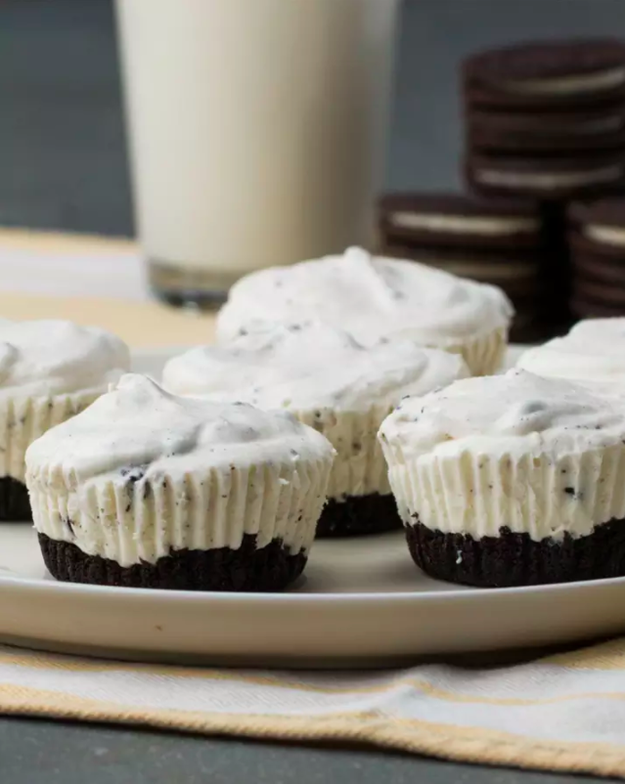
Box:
[572,252,625,286]
[572,276,625,313]
[568,199,625,318]
[569,228,625,273]
[569,224,625,261]
[379,369,625,588]
[466,152,625,199]
[464,38,625,110]
[571,295,625,318]
[379,192,542,250]
[569,197,625,251]
[467,107,625,153]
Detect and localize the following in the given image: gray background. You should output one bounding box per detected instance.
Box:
[0,1,624,780]
[1,0,624,237]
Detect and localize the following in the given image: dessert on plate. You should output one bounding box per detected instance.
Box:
[216,247,513,376]
[162,321,468,536]
[26,374,334,591]
[517,317,625,385]
[0,319,129,521]
[379,369,625,587]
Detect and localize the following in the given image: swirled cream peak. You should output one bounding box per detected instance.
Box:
[379,369,625,462]
[0,319,129,398]
[216,247,513,349]
[517,318,625,384]
[26,374,334,482]
[162,322,469,411]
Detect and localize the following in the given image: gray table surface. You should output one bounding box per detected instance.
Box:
[0,717,612,784]
[0,0,624,780]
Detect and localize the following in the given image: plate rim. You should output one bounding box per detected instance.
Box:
[2,567,625,603]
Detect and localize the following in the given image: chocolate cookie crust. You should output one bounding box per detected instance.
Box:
[0,477,32,522]
[406,517,625,588]
[316,493,401,537]
[39,533,307,591]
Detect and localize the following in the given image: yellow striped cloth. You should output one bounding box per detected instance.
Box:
[1,639,625,777]
[1,229,625,777]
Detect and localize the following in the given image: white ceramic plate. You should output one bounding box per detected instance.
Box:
[2,345,625,667]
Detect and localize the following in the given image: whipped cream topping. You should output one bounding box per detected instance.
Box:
[0,319,129,399]
[379,370,625,540]
[518,318,625,384]
[217,247,512,352]
[26,374,333,482]
[380,369,625,461]
[387,212,538,236]
[163,322,468,412]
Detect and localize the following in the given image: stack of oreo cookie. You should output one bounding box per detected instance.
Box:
[462,38,625,329]
[378,192,547,342]
[569,197,625,317]
[463,39,625,201]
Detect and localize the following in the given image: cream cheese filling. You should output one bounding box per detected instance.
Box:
[388,212,538,236]
[585,223,625,248]
[475,165,623,190]
[502,66,625,96]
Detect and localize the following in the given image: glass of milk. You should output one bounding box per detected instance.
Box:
[115,0,398,306]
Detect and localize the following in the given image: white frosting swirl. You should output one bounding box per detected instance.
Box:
[162,322,469,412]
[216,247,512,353]
[518,318,625,385]
[26,374,333,482]
[379,370,625,541]
[380,370,625,460]
[0,319,129,398]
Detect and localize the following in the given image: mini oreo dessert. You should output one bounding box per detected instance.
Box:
[518,317,625,385]
[217,247,513,376]
[0,319,129,521]
[379,369,625,587]
[26,374,334,590]
[162,322,468,536]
